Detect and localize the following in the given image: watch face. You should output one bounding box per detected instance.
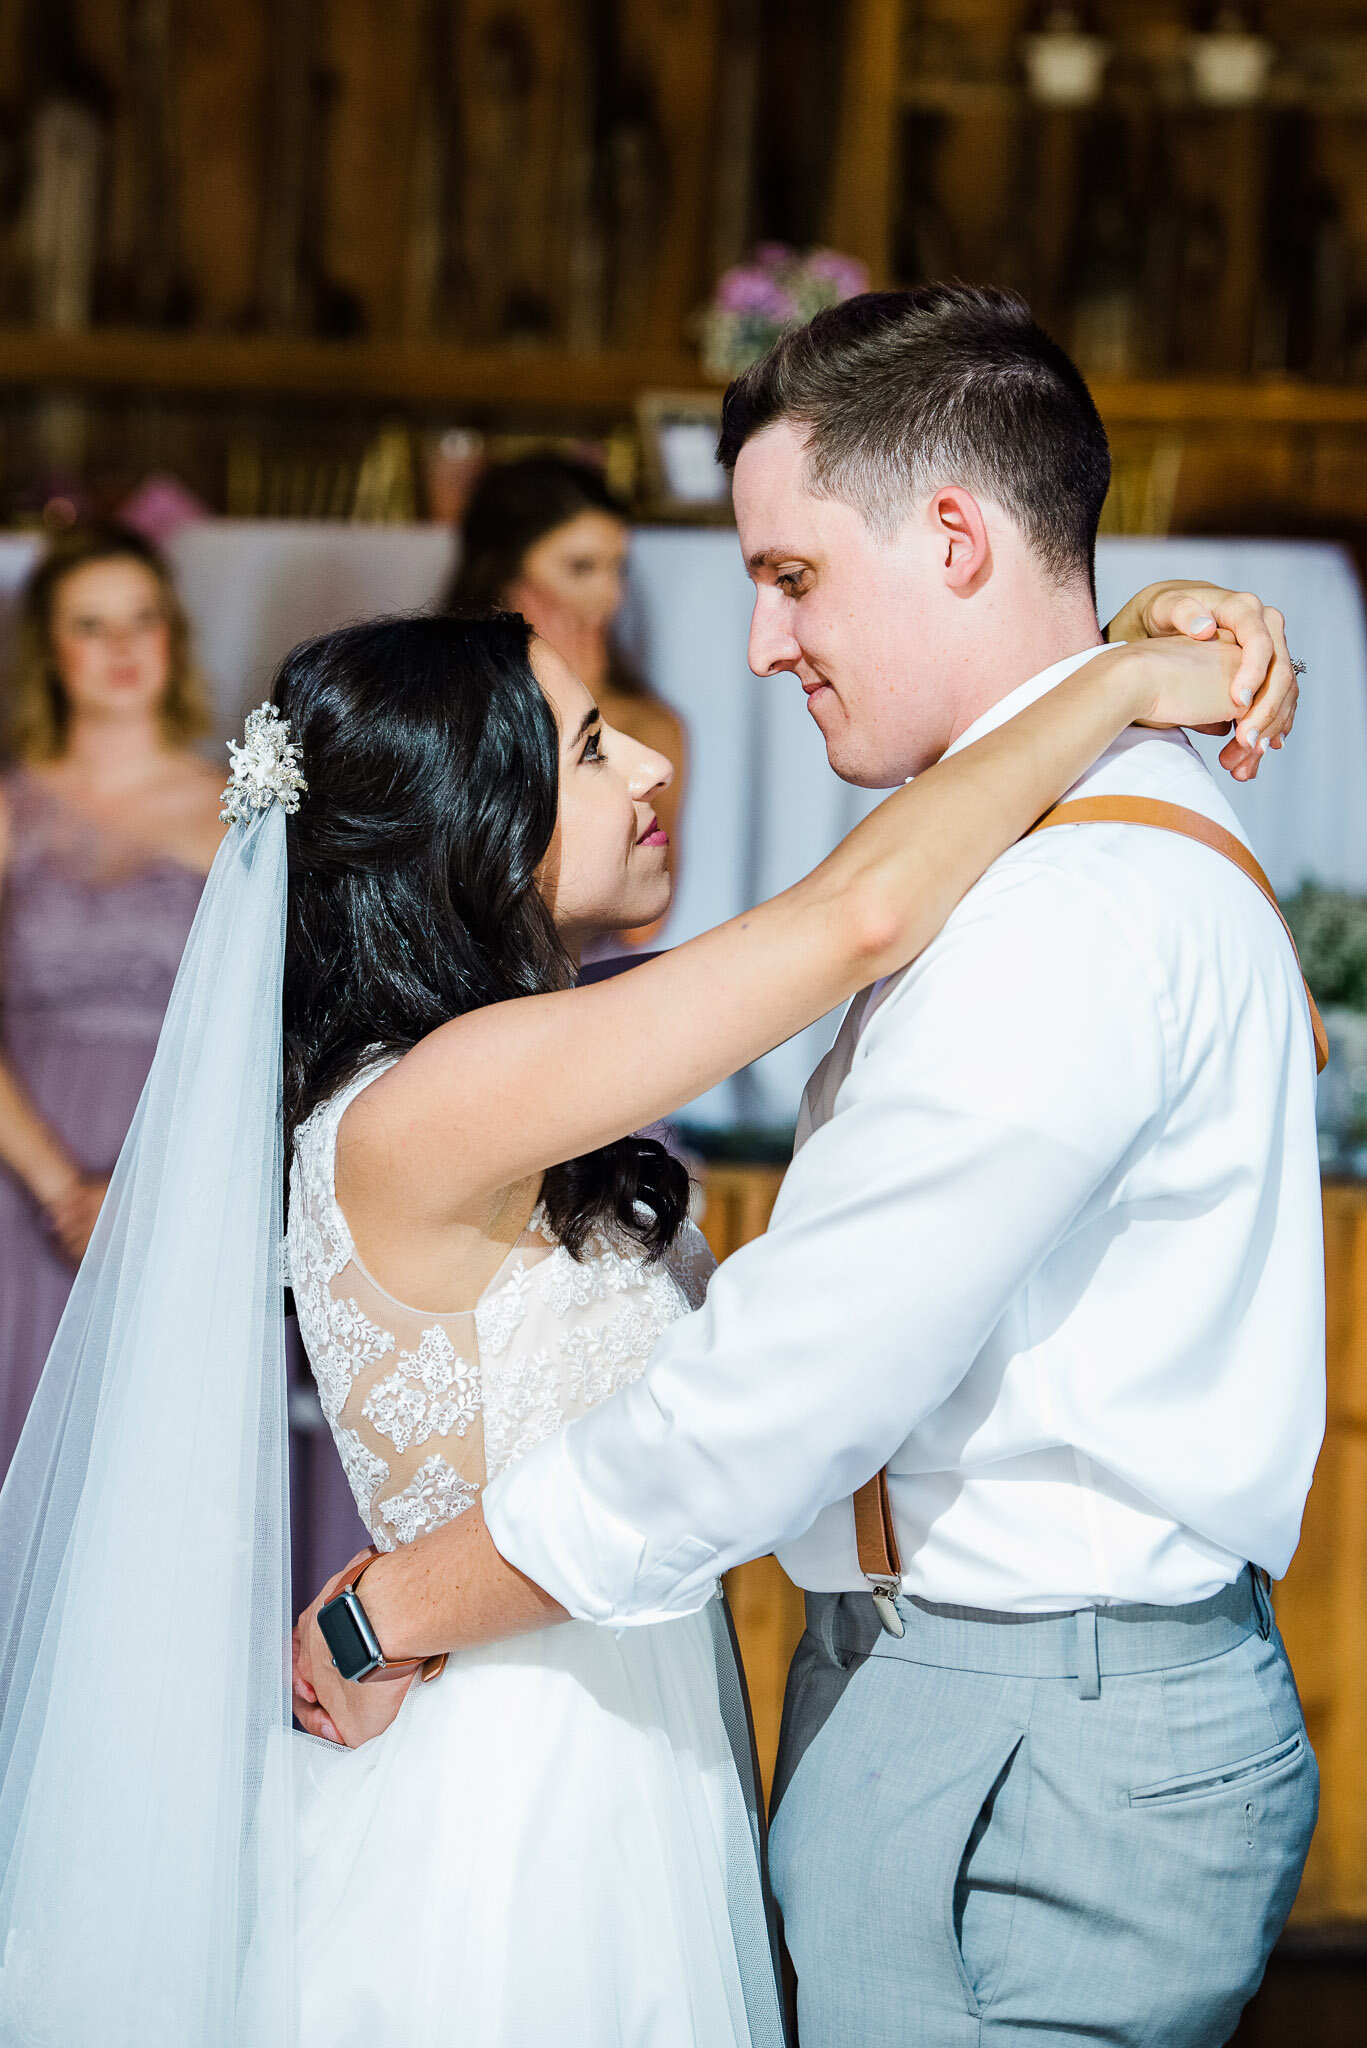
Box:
[318,1591,382,1682]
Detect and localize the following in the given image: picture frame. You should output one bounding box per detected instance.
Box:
[634,389,731,521]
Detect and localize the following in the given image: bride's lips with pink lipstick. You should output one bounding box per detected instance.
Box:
[636,815,669,850]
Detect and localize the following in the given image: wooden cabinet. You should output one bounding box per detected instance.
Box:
[700,1162,1367,1919]
[1277,1181,1367,1921]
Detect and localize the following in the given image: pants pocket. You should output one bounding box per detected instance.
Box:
[949,1732,1028,2017]
[1128,1731,1304,1808]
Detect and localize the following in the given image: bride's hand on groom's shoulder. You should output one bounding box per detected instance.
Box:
[1123,634,1296,783]
[1108,579,1295,731]
[1111,581,1299,782]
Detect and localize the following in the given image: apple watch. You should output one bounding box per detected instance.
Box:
[316,1550,447,1685]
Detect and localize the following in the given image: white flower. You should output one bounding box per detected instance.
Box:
[220,703,307,825]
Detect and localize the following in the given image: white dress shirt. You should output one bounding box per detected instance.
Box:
[484,650,1326,1619]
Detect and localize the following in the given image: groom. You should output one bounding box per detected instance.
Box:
[302,287,1324,2044]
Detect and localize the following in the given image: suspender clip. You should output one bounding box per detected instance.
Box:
[866,1574,905,1638]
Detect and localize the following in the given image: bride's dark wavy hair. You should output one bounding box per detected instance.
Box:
[275,610,689,1259]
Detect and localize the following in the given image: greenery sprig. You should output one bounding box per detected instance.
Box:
[1284,883,1367,1012]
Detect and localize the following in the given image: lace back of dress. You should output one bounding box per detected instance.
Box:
[303,1237,489,1552]
[288,1058,715,1552]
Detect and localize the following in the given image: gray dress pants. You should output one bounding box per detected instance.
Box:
[769,1571,1317,2047]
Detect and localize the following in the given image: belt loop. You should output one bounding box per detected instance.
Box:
[1251,1565,1274,1642]
[1075,1608,1101,1700]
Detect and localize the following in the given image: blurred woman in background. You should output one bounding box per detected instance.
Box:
[0,525,222,1474]
[448,456,684,946]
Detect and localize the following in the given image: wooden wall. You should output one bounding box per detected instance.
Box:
[0,0,755,349]
[1279,1181,1367,1922]
[1,0,1367,537]
[843,0,1367,383]
[9,0,1365,370]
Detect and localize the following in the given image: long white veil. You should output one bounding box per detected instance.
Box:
[0,700,792,2048]
[0,802,294,2045]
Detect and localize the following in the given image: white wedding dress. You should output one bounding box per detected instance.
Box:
[286,1059,783,2048]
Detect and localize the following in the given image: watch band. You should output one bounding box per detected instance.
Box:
[334,1549,448,1685]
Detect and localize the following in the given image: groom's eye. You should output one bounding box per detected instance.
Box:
[777,568,813,596]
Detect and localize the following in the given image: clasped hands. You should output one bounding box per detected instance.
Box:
[1106,579,1298,777]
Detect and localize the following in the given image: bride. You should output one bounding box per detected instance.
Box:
[0,594,1292,2047]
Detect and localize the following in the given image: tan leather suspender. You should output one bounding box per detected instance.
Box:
[851,795,1327,1634]
[853,1457,905,1635]
[1029,797,1327,1071]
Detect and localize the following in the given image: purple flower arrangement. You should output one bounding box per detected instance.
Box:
[700,243,870,379]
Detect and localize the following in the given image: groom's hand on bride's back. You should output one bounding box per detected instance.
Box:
[292,1563,348,1744]
[291,1613,340,1744]
[292,1550,409,1748]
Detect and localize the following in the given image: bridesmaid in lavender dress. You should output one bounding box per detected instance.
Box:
[0,527,221,1474]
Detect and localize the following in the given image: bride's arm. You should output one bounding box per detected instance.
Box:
[345,634,1274,1220]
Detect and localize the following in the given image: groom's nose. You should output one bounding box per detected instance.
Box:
[747,587,804,679]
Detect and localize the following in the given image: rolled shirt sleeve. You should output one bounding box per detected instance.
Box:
[483,857,1170,1623]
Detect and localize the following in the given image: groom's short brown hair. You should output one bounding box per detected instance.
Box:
[717,284,1111,593]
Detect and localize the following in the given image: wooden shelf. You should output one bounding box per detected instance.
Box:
[901,76,1367,118]
[0,332,1364,426]
[1,331,1366,436]
[0,330,716,413]
[1090,380,1367,429]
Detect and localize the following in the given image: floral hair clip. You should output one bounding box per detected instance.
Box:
[220,703,307,826]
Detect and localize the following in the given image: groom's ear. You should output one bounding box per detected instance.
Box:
[929,487,991,594]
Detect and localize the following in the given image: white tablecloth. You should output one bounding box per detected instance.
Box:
[168,522,460,730]
[2,521,1362,1128]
